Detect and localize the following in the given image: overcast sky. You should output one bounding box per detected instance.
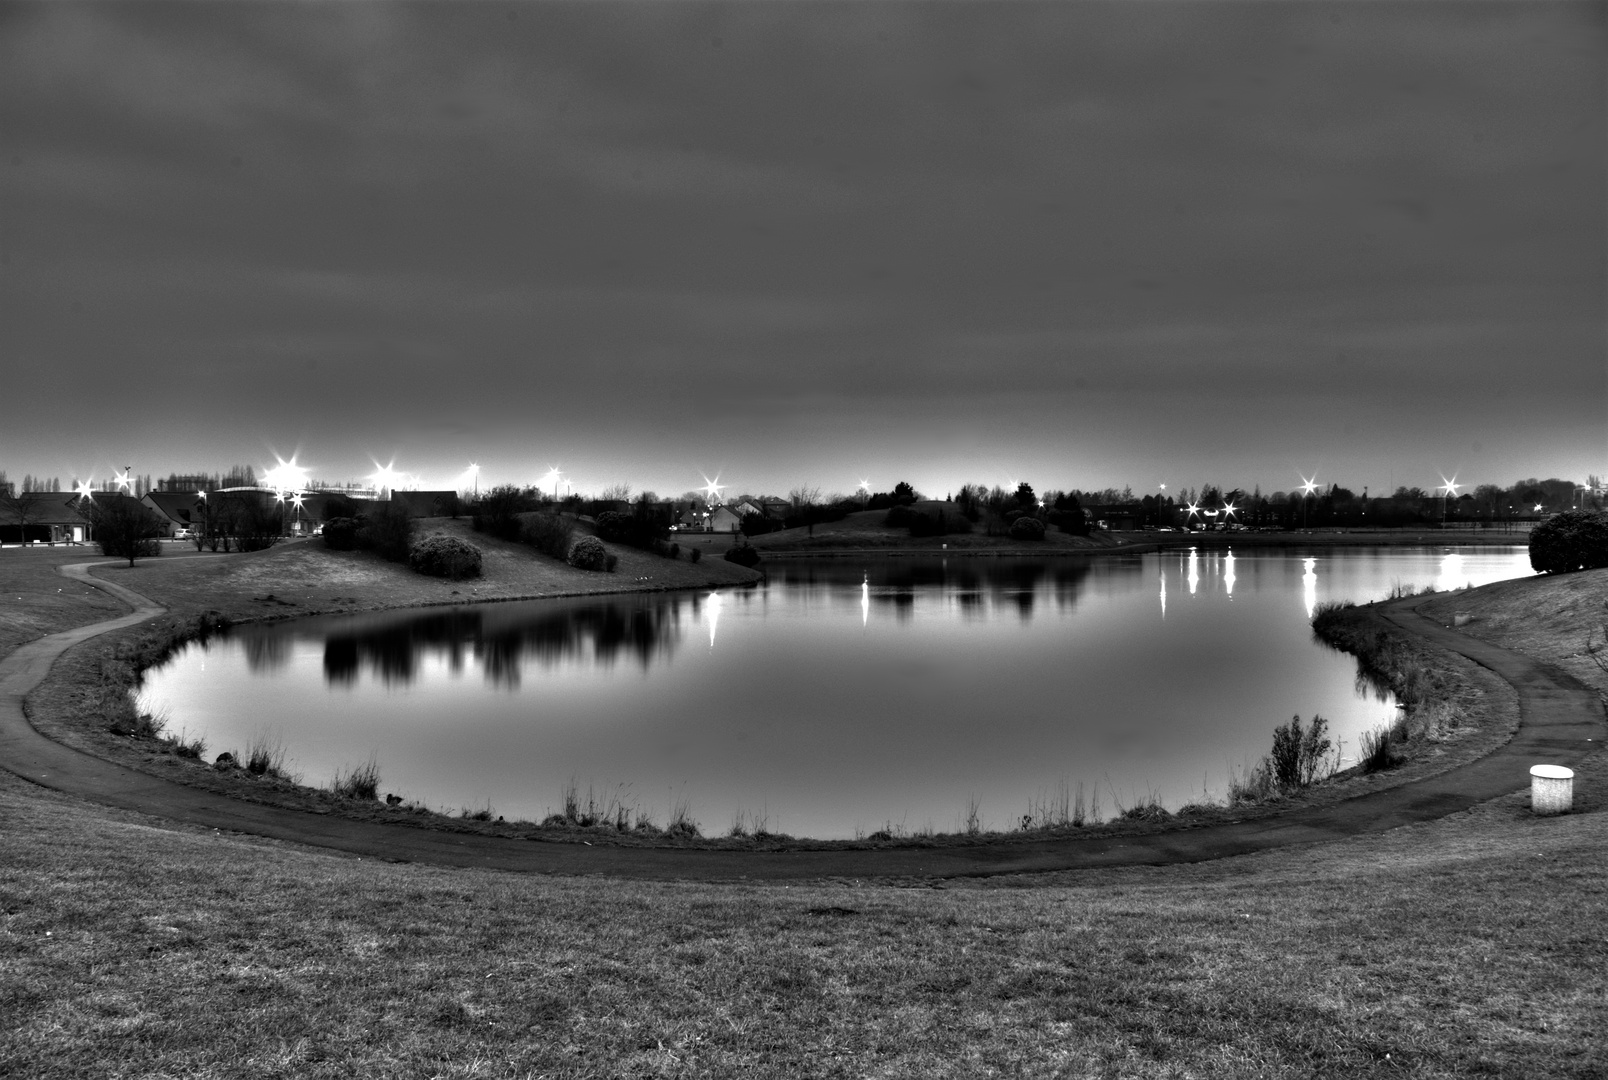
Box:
[2,1,1602,499]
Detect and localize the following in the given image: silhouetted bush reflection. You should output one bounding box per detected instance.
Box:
[305,598,686,688]
[766,556,1116,618]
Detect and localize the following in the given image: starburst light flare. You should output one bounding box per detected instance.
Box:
[263,457,310,493]
[700,474,726,504]
[1299,475,1319,498]
[74,479,94,500]
[1439,475,1461,498]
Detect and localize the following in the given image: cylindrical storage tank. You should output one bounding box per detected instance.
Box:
[1530,765,1574,815]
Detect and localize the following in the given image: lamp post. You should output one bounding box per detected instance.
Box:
[1299,476,1318,531]
[1439,476,1460,525]
[469,463,479,500]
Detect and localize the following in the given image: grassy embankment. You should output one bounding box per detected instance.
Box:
[2,550,1604,1075]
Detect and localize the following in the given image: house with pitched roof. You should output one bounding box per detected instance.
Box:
[0,491,92,544]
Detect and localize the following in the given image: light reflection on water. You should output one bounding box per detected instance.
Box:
[139,547,1532,839]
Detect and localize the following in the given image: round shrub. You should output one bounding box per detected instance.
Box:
[322,516,361,551]
[1009,516,1047,541]
[408,534,483,580]
[567,535,610,571]
[690,548,702,563]
[1529,510,1608,574]
[724,544,761,567]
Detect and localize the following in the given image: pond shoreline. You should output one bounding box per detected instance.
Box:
[7,541,1592,874]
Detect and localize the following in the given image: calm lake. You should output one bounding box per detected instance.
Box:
[138,546,1532,839]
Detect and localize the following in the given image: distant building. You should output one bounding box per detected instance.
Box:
[142,491,205,537]
[158,475,211,493]
[709,506,743,533]
[0,491,91,544]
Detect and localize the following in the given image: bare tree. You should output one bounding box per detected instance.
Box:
[83,496,165,566]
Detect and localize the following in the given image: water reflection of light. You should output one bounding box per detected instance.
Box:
[1302,558,1318,619]
[1437,552,1465,592]
[1223,551,1236,598]
[861,574,869,628]
[1187,549,1200,596]
[1159,568,1166,618]
[706,591,723,648]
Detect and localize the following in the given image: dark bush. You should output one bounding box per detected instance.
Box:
[323,517,361,550]
[520,512,573,560]
[1529,510,1608,574]
[360,501,415,563]
[740,512,775,536]
[690,548,702,563]
[593,511,632,543]
[567,535,610,571]
[1009,516,1047,541]
[472,484,535,541]
[595,508,671,549]
[668,542,680,559]
[724,544,761,567]
[883,505,918,529]
[1048,509,1088,536]
[408,534,483,579]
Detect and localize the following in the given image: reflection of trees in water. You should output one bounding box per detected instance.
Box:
[240,632,293,673]
[320,599,684,687]
[778,558,1114,621]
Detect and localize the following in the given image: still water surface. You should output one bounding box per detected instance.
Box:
[138,546,1531,838]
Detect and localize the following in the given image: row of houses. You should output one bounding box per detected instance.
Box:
[2,482,785,545]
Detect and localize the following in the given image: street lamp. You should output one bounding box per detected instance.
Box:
[543,466,563,503]
[1298,475,1318,531]
[468,462,479,499]
[700,474,726,505]
[1439,476,1460,524]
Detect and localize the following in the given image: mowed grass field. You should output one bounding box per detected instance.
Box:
[2,546,1605,1077]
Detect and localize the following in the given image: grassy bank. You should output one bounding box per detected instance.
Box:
[2,549,1605,1075]
[3,735,1604,1076]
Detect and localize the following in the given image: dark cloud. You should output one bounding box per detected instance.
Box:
[1,1,1601,495]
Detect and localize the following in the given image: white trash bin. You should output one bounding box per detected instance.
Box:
[1530,765,1574,815]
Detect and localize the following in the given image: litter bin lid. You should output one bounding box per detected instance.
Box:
[1530,764,1574,780]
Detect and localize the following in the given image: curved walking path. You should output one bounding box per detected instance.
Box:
[1,563,1602,880]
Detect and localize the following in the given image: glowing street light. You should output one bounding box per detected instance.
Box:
[1439,475,1460,523]
[114,467,133,493]
[468,462,479,499]
[263,458,311,494]
[368,460,415,498]
[73,479,94,501]
[700,474,726,505]
[1298,475,1318,530]
[542,466,563,502]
